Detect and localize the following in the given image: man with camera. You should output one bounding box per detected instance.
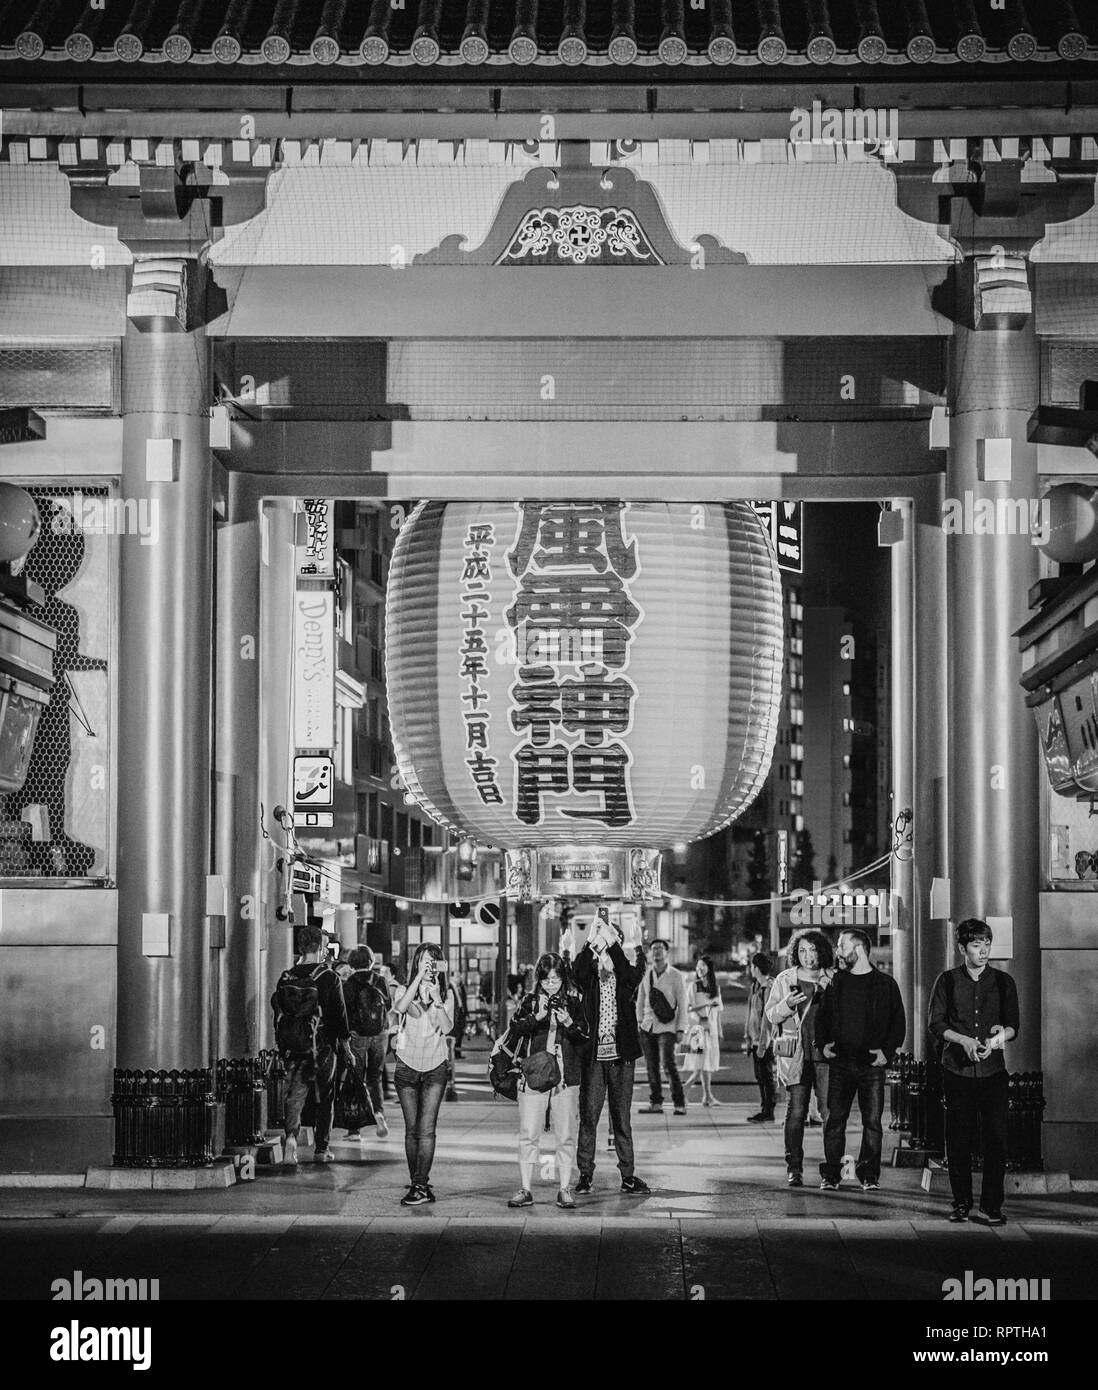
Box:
[572,913,651,1196]
[928,918,1019,1226]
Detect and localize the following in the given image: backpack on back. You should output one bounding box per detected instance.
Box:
[274,964,327,1056]
[347,972,389,1038]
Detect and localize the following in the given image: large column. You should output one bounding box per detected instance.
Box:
[117,324,213,1070]
[214,480,262,1059]
[259,499,298,1042]
[947,321,1041,1071]
[913,481,950,1056]
[889,499,915,1051]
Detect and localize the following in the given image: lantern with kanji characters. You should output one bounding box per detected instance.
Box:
[385,501,783,899]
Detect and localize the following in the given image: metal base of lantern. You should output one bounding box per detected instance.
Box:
[505,846,662,902]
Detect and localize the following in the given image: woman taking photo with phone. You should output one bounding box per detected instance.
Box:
[684,956,724,1106]
[765,930,835,1188]
[391,943,454,1207]
[507,953,590,1211]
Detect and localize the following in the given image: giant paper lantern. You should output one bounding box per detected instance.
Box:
[386,500,783,889]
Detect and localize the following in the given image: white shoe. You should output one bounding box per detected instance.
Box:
[375,1114,389,1139]
[283,1135,298,1166]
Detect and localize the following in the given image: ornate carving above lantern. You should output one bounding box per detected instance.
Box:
[413,157,747,268]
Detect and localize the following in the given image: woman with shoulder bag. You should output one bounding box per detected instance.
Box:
[765,930,836,1188]
[684,956,724,1106]
[506,953,590,1211]
[390,943,454,1207]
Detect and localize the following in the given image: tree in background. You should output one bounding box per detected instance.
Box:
[744,832,771,939]
[792,828,816,890]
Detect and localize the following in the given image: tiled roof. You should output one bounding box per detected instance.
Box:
[0,0,1093,71]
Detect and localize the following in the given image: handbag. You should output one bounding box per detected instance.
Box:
[520,1015,562,1094]
[333,1062,372,1132]
[650,974,677,1025]
[686,1023,706,1055]
[773,981,803,1058]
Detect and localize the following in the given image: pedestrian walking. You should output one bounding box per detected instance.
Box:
[390,943,455,1206]
[271,924,354,1167]
[684,955,724,1105]
[637,939,689,1114]
[745,952,777,1123]
[573,917,651,1195]
[506,953,590,1210]
[928,918,1019,1226]
[816,929,906,1192]
[340,946,391,1140]
[765,929,835,1187]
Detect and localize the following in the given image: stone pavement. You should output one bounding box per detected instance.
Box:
[2,1086,1095,1300]
[2,992,1094,1300]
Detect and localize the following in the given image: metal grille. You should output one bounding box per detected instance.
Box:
[0,344,119,413]
[1043,342,1098,406]
[0,486,111,879]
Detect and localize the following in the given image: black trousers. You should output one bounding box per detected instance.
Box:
[750,1046,776,1116]
[943,1068,1009,1213]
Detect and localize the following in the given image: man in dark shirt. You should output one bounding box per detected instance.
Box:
[928,917,1020,1225]
[271,925,352,1166]
[573,918,651,1196]
[816,928,906,1193]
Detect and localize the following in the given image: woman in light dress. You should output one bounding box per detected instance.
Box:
[685,955,724,1106]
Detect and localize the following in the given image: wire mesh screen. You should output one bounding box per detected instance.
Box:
[0,343,118,413]
[1043,342,1098,406]
[0,486,112,879]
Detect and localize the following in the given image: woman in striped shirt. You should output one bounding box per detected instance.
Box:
[391,943,454,1207]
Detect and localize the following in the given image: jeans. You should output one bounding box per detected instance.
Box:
[284,1046,337,1152]
[943,1068,1009,1213]
[783,1058,829,1176]
[640,1028,685,1108]
[394,1060,448,1186]
[578,1057,636,1180]
[518,1084,580,1191]
[345,1035,381,1132]
[821,1062,886,1184]
[352,1033,388,1117]
[750,1046,776,1116]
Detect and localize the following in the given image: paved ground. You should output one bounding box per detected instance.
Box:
[3,988,1094,1300]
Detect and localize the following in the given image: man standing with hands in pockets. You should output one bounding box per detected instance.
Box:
[815,928,906,1193]
[928,918,1019,1226]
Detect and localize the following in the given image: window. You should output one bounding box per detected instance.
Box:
[410,817,421,849]
[843,682,851,696]
[842,754,851,770]
[422,823,434,848]
[380,801,393,845]
[367,792,379,839]
[396,812,408,847]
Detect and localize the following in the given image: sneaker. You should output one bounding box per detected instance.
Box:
[507,1189,534,1208]
[344,1131,361,1141]
[819,1178,840,1191]
[807,1117,822,1128]
[375,1114,389,1139]
[315,1148,335,1163]
[621,1176,651,1195]
[282,1135,298,1167]
[575,1174,593,1195]
[787,1172,803,1187]
[861,1179,880,1192]
[556,1188,576,1210]
[400,1185,431,1207]
[747,1112,772,1124]
[637,1103,664,1114]
[948,1203,971,1224]
[982,1209,1007,1226]
[673,1105,687,1116]
[425,1185,436,1203]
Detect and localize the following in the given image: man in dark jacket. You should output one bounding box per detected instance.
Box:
[928,917,1019,1226]
[573,918,651,1195]
[271,925,353,1166]
[816,928,906,1192]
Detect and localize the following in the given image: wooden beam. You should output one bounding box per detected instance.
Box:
[209,265,953,338]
